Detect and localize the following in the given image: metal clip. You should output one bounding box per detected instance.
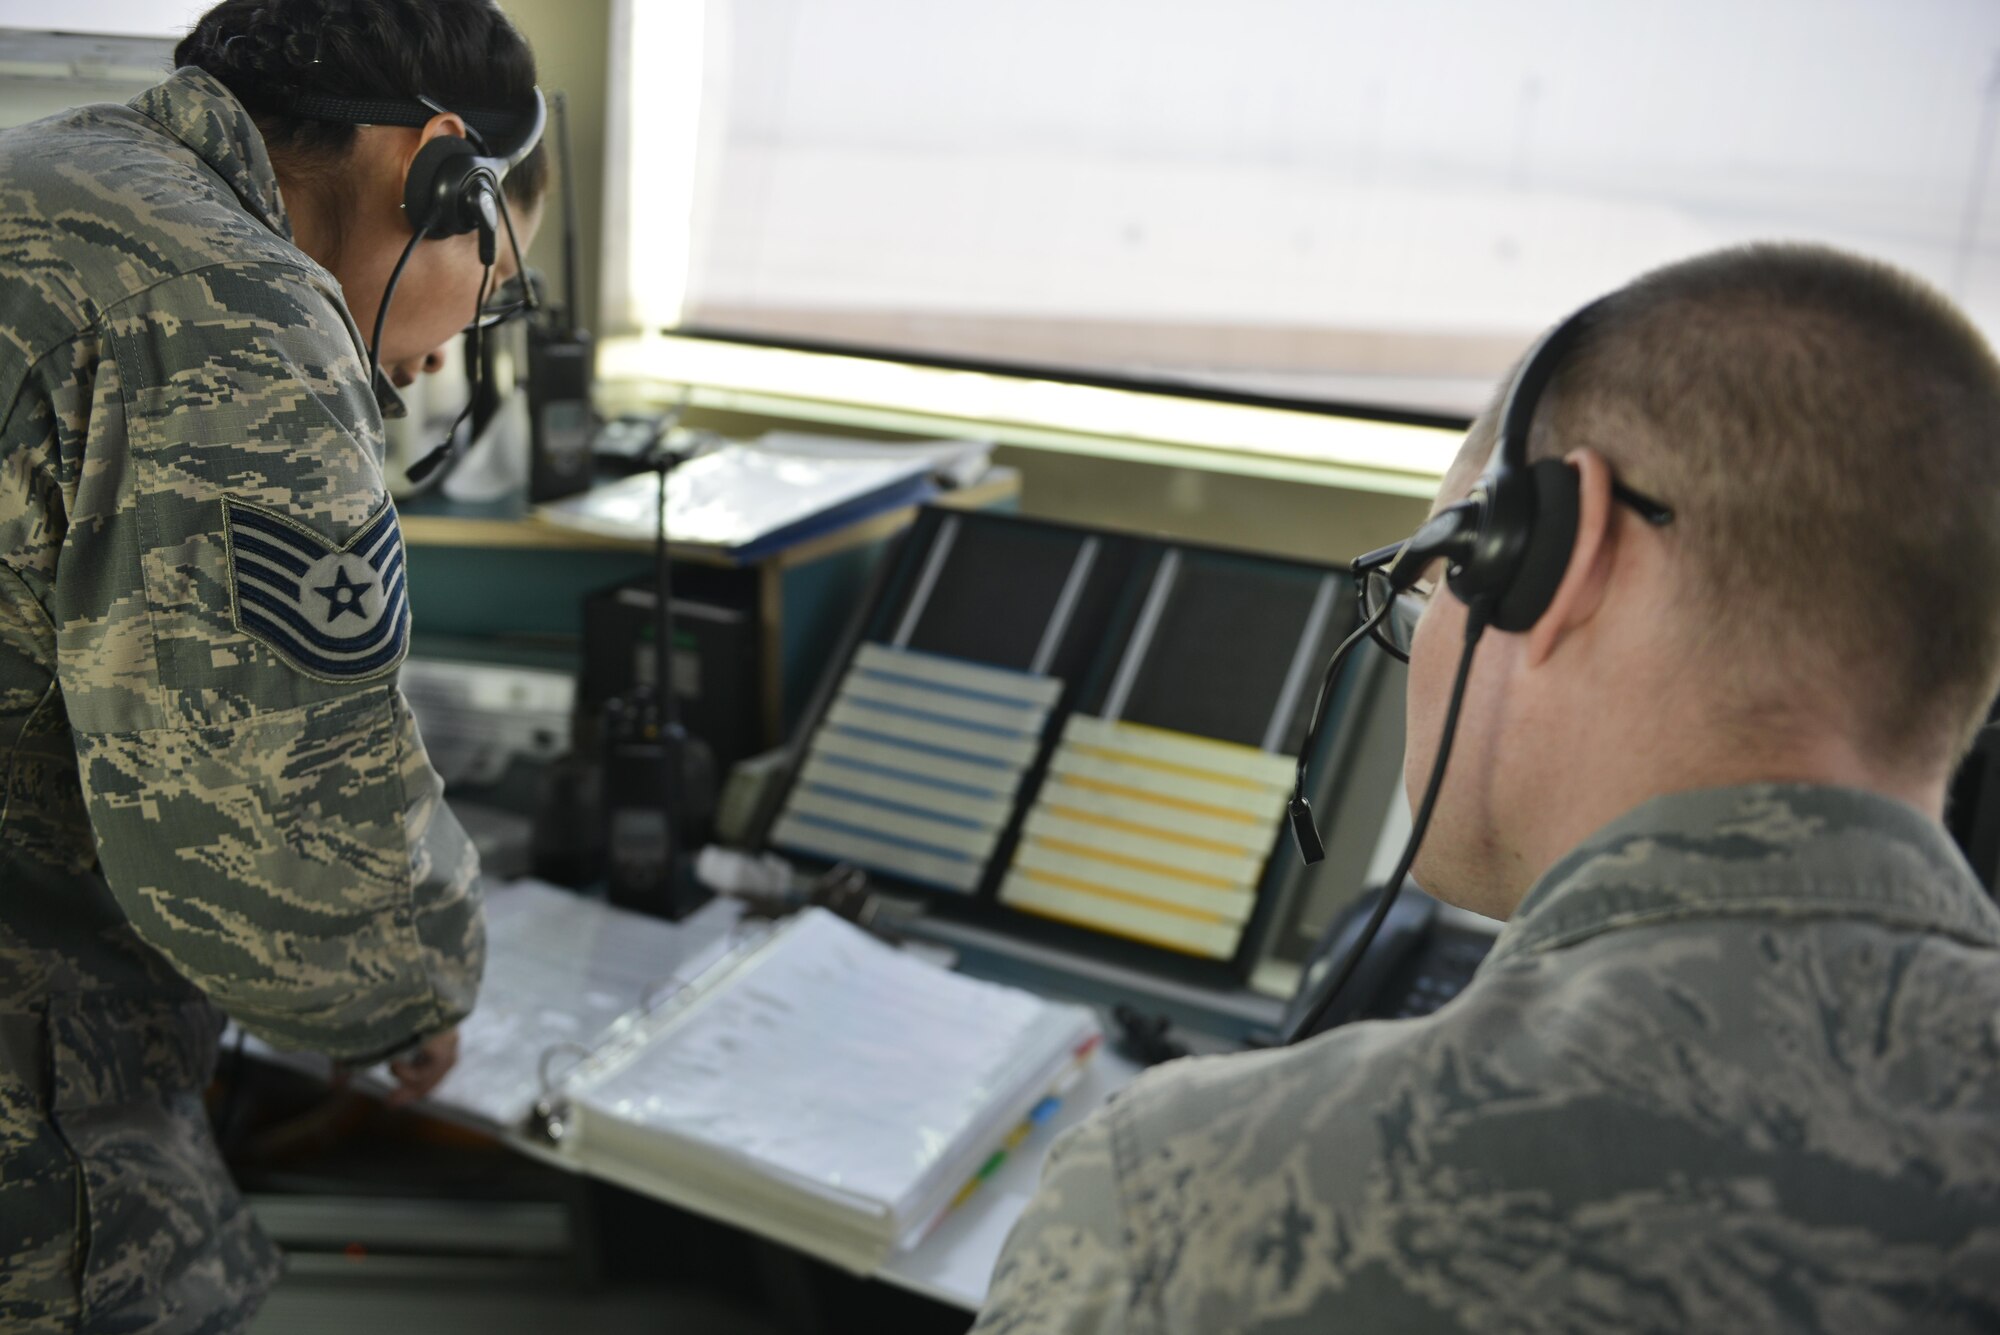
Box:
[524,1094,572,1146]
[522,1041,591,1146]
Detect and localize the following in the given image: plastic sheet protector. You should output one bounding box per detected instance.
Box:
[1001,715,1295,958]
[424,881,739,1127]
[560,908,1098,1266]
[771,643,1062,891]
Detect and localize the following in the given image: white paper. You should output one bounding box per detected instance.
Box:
[425,881,741,1128]
[573,909,1093,1217]
[534,433,985,551]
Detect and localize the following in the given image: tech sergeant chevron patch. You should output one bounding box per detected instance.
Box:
[222,496,411,682]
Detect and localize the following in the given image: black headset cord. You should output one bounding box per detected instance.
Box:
[1286,597,1491,1044]
[496,184,533,302]
[404,185,536,490]
[403,258,495,493]
[1289,594,1397,861]
[368,221,431,391]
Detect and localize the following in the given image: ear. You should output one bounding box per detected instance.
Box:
[409,112,471,164]
[1523,448,1616,667]
[400,113,483,238]
[396,111,473,202]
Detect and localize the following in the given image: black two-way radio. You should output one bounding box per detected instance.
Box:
[602,424,718,921]
[526,91,597,503]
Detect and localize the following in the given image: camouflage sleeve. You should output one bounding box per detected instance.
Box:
[54,259,482,1062]
[974,1111,1142,1335]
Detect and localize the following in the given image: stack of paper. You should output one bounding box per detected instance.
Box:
[533,432,990,560]
[1001,715,1294,958]
[426,881,741,1128]
[557,908,1098,1273]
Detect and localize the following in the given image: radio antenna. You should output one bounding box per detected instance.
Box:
[553,90,582,336]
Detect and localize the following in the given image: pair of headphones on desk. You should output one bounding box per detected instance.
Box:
[1283,296,1674,1042]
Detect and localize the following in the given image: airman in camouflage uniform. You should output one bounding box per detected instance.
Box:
[0,68,482,1332]
[979,239,2000,1333]
[976,784,2000,1333]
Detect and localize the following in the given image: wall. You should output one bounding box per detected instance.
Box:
[0,30,174,128]
[0,74,156,126]
[501,0,612,336]
[993,448,1431,566]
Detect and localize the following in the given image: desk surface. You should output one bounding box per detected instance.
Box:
[251,883,1145,1315]
[396,468,1021,569]
[882,1048,1141,1310]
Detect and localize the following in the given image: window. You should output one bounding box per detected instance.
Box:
[611,1,1999,426]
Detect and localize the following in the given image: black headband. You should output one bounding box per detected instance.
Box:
[229,82,545,164]
[1494,296,1611,471]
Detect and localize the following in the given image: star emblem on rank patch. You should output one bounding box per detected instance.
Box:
[315,564,375,624]
[224,497,410,682]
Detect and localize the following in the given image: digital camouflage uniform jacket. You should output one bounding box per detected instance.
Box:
[976,784,2000,1334]
[0,69,483,1332]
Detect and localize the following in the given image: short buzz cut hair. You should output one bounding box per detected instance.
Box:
[1530,243,2000,768]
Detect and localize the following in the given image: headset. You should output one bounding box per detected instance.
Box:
[387,91,546,486]
[1282,296,1672,1044]
[230,81,546,477]
[400,91,546,249]
[249,85,545,245]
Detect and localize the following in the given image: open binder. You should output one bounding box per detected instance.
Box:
[427,882,1100,1275]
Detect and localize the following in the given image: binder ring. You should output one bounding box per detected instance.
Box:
[537,1041,592,1096]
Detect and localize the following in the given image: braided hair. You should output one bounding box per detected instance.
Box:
[175,0,549,208]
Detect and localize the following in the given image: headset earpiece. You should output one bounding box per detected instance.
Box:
[1490,458,1580,632]
[402,135,501,239]
[1440,300,1606,634]
[1444,452,1582,635]
[402,135,465,231]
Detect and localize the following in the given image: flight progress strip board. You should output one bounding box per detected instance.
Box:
[771,642,1062,892]
[1000,715,1294,958]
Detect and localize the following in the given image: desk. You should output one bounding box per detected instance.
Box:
[249,881,1142,1315]
[883,1050,1140,1310]
[396,470,1020,747]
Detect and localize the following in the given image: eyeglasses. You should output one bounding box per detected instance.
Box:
[464,273,540,332]
[1357,565,1433,663]
[466,294,530,331]
[1355,477,1674,664]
